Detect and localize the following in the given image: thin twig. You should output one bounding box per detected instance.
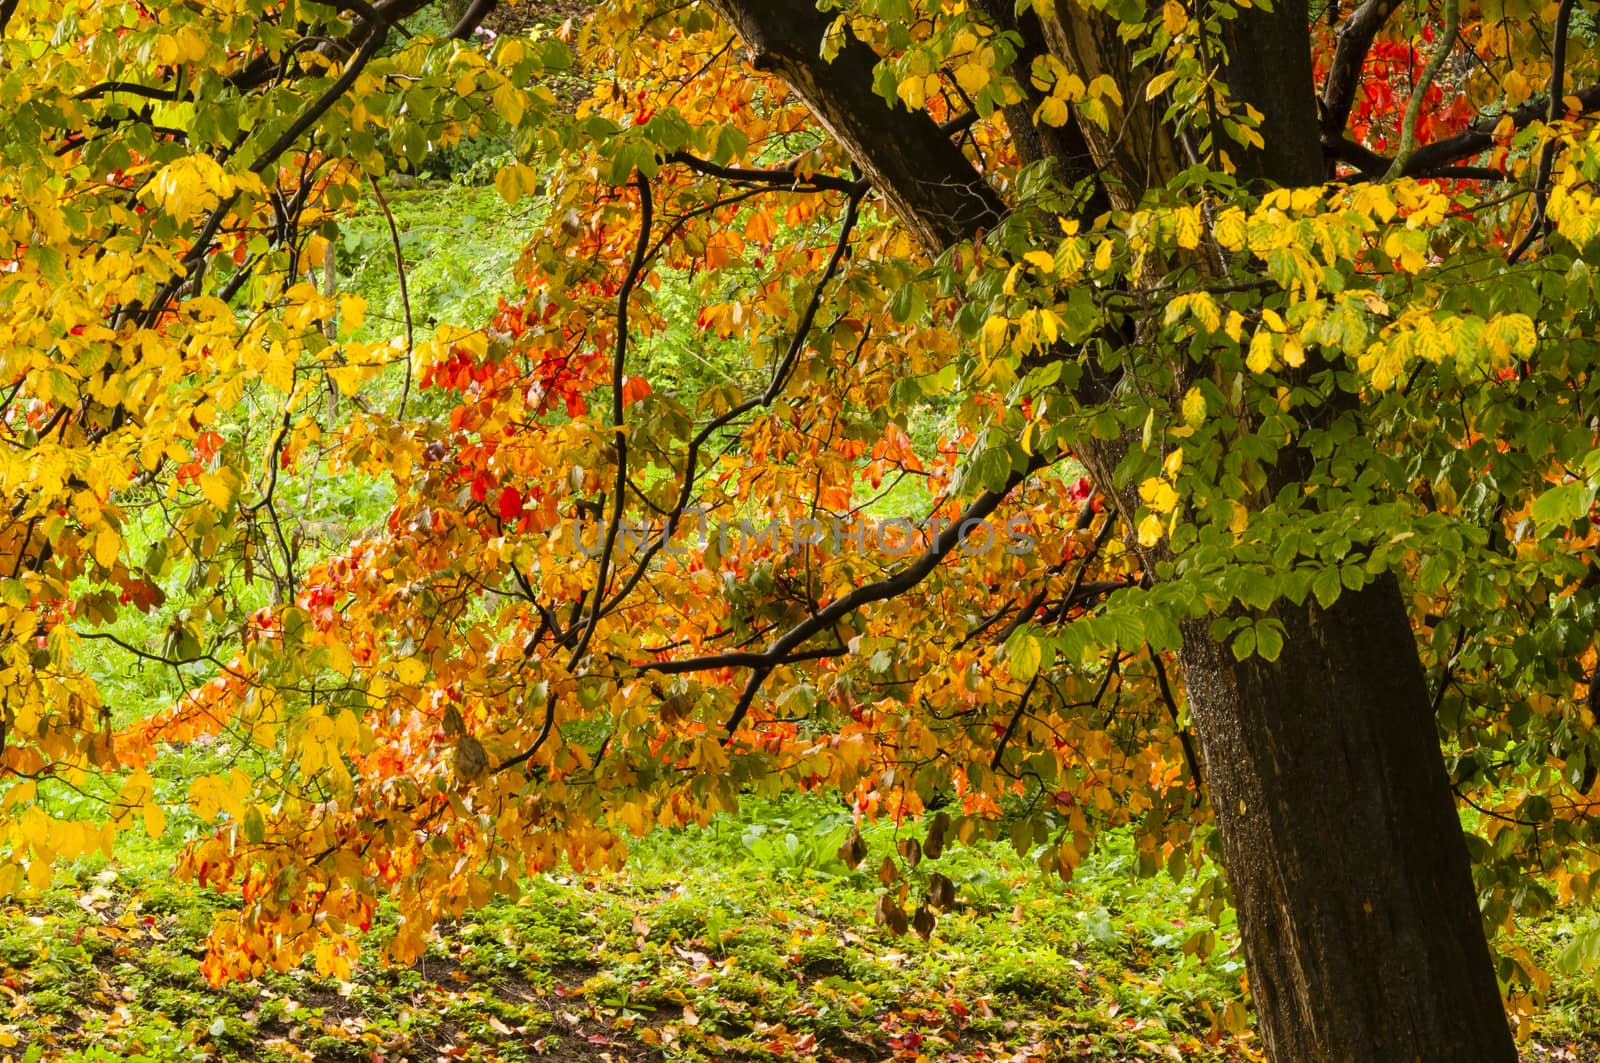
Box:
[568,173,653,669]
[367,173,416,417]
[1150,645,1204,802]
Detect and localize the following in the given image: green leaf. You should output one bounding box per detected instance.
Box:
[1531,481,1595,528]
[888,281,926,324]
[1005,628,1046,680]
[1311,566,1342,609]
[241,805,267,844]
[1558,925,1600,976]
[1254,620,1285,662]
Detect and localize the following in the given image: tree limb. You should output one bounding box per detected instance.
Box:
[1508,0,1577,263]
[1318,0,1401,146]
[665,150,868,195]
[636,451,1059,736]
[595,187,865,619]
[568,172,653,669]
[448,0,499,40]
[1333,83,1600,179]
[1383,0,1459,181]
[705,0,1005,255]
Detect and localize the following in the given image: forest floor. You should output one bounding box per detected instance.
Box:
[3,793,1599,1063]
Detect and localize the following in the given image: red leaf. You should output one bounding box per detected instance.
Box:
[620,374,652,406]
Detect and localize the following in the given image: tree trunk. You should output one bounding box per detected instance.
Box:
[1180,575,1513,1060]
[706,2,1517,1059]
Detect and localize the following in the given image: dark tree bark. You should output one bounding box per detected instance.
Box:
[1182,576,1514,1060]
[705,2,1517,1060]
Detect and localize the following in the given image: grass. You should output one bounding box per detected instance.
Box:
[0,794,1262,1063]
[4,790,1600,1062]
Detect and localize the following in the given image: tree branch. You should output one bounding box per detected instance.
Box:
[567,172,653,669]
[1334,83,1600,180]
[1318,0,1401,146]
[705,0,1005,255]
[595,187,865,619]
[635,450,1059,736]
[367,173,416,416]
[1150,645,1203,803]
[666,150,868,195]
[1383,0,1459,181]
[448,0,499,39]
[1508,0,1576,263]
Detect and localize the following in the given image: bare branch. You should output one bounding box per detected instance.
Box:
[367,174,416,416]
[448,0,499,39]
[595,187,865,618]
[1335,83,1600,180]
[1383,0,1459,180]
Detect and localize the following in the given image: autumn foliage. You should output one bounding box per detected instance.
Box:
[1,3,1600,1040]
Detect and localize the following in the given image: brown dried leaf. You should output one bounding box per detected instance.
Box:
[837,825,868,869]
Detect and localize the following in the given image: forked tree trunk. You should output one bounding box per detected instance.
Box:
[707,2,1518,1060]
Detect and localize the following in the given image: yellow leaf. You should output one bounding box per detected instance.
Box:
[1087,74,1123,108]
[327,639,355,677]
[954,61,991,95]
[329,364,367,397]
[94,526,120,568]
[144,155,233,218]
[495,165,525,205]
[339,294,366,332]
[1213,206,1246,249]
[1139,477,1179,513]
[1224,311,1244,343]
[1247,330,1276,373]
[396,656,428,684]
[1137,511,1166,547]
[1023,250,1056,272]
[897,74,927,110]
[493,82,526,127]
[1145,69,1179,102]
[1034,94,1070,126]
[1174,205,1203,250]
[980,315,1009,356]
[1094,238,1115,273]
[1163,0,1188,36]
[1196,294,1221,333]
[199,471,234,510]
[334,709,362,747]
[142,802,165,839]
[1182,386,1207,427]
